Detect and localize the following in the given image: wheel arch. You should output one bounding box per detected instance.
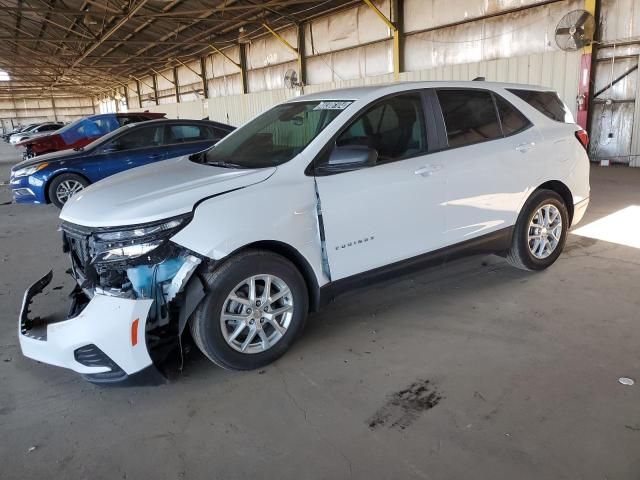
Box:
[228,240,322,313]
[534,180,574,224]
[44,170,91,204]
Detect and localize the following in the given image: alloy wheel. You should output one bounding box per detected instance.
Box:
[528,204,563,259]
[56,180,84,204]
[220,274,294,354]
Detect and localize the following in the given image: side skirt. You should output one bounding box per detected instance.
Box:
[318,226,513,307]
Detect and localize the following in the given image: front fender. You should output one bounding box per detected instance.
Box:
[170,174,327,289]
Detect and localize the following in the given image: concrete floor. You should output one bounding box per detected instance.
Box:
[1,140,639,480]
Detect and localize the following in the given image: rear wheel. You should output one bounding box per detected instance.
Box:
[190,250,308,371]
[506,189,569,271]
[48,173,89,208]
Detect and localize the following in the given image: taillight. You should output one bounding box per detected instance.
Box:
[575,129,589,150]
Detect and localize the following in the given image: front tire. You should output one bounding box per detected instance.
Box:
[48,173,89,208]
[505,189,569,271]
[190,250,309,371]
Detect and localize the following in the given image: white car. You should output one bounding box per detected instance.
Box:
[19,81,590,384]
[10,122,63,145]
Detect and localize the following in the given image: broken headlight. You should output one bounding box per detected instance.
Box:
[91,215,191,264]
[94,217,186,242]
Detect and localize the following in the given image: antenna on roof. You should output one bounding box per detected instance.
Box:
[472,77,485,81]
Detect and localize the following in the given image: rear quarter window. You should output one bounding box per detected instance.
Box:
[507,89,573,123]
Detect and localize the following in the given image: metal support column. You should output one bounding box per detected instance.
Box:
[363,0,402,80]
[173,67,180,103]
[151,74,159,105]
[136,80,142,108]
[239,43,248,94]
[51,96,58,122]
[297,23,306,87]
[123,85,130,110]
[199,57,209,99]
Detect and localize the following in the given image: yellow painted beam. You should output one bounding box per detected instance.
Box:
[174,58,202,77]
[209,44,241,70]
[584,0,597,54]
[130,75,154,91]
[363,0,400,80]
[151,68,175,85]
[363,0,396,32]
[262,23,298,54]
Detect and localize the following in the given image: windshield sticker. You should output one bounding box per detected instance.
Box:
[313,101,353,111]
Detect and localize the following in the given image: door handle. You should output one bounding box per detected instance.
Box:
[414,164,443,177]
[149,153,163,158]
[515,142,535,153]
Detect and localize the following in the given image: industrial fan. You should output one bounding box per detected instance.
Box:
[555,9,596,51]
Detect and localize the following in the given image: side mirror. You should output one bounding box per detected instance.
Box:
[320,146,378,173]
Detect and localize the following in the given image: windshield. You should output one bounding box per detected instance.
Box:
[204,100,351,168]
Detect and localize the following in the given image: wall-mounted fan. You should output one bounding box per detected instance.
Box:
[555,9,596,51]
[283,69,303,88]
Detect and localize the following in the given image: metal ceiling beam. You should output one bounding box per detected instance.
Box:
[49,0,149,90]
[0,1,324,16]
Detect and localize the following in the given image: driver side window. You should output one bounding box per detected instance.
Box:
[104,125,164,152]
[336,93,427,164]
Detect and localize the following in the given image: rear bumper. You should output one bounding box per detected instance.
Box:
[19,271,162,384]
[572,197,589,228]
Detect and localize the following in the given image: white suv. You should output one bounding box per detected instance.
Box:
[19,81,590,383]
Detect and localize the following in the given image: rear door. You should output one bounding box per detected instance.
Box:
[96,124,168,178]
[429,88,541,246]
[314,91,446,280]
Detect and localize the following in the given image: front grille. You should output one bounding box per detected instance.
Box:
[61,222,92,271]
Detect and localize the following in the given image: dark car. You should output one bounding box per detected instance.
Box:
[17,112,165,159]
[10,119,235,207]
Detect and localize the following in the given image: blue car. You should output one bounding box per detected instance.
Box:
[10,119,234,208]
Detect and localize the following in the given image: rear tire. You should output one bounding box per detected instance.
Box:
[48,173,89,208]
[506,189,569,271]
[190,250,308,371]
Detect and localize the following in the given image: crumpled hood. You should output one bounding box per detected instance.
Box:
[60,155,276,227]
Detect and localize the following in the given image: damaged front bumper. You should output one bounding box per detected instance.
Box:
[18,218,208,384]
[19,270,163,384]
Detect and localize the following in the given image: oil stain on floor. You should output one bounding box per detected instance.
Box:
[368,379,442,430]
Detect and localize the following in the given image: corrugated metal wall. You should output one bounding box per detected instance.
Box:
[5,0,638,165]
[591,0,640,166]
[199,49,580,127]
[128,0,584,133]
[0,96,95,131]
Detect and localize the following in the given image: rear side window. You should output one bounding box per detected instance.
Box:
[494,96,531,135]
[166,125,213,143]
[436,90,502,148]
[507,89,573,123]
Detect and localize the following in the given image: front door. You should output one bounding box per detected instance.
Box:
[97,124,168,178]
[314,92,446,281]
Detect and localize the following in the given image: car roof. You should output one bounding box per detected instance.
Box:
[125,118,234,129]
[291,81,557,102]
